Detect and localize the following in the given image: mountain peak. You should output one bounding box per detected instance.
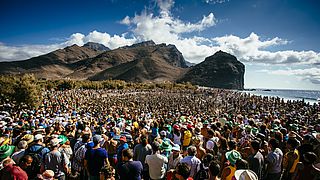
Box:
[83,42,110,51]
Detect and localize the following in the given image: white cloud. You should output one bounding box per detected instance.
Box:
[212,33,320,65]
[205,0,229,4]
[262,68,320,84]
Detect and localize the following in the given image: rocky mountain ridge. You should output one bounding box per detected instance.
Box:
[0,42,245,89]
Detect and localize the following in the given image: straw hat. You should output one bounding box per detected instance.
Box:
[234,170,258,180]
[21,134,34,144]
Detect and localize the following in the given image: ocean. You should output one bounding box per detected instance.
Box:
[241,89,320,104]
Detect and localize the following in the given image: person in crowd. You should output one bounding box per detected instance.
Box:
[170,162,192,180]
[24,134,50,179]
[71,133,90,180]
[84,134,109,180]
[19,155,33,179]
[265,138,283,180]
[145,141,168,180]
[133,134,152,179]
[44,138,70,180]
[221,150,241,180]
[180,146,201,177]
[248,140,264,179]
[168,144,183,170]
[117,136,129,165]
[118,148,143,180]
[208,161,220,180]
[282,138,300,180]
[0,158,28,180]
[11,140,28,164]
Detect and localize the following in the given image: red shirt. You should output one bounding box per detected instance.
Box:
[0,164,28,180]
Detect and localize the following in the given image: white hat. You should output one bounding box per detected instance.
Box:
[206,140,215,150]
[172,144,180,151]
[50,138,61,147]
[34,134,43,141]
[234,170,258,180]
[160,130,166,136]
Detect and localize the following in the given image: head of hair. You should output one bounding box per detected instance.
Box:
[219,137,228,150]
[207,129,215,136]
[20,155,32,164]
[287,138,299,149]
[17,140,28,149]
[187,146,197,156]
[268,138,279,149]
[140,135,148,146]
[250,140,260,151]
[152,141,160,152]
[202,153,214,167]
[82,134,90,143]
[274,131,283,142]
[228,140,236,150]
[176,163,191,179]
[122,148,133,160]
[235,159,249,170]
[209,161,220,177]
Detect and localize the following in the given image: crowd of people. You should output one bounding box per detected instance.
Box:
[0,88,319,180]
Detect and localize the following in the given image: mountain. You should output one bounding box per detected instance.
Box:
[178,50,245,89]
[0,44,102,79]
[83,42,110,51]
[0,41,245,89]
[89,42,188,81]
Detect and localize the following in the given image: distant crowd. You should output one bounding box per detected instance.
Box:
[0,88,319,180]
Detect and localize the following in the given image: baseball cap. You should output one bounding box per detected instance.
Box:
[120,136,127,142]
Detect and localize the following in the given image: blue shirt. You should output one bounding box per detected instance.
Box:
[117,143,129,163]
[85,148,108,176]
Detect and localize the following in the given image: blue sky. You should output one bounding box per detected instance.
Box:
[1,0,320,90]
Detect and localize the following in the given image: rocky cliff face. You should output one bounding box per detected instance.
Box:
[83,42,110,51]
[179,51,245,89]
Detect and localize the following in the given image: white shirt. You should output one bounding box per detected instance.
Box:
[145,153,168,179]
[180,155,201,177]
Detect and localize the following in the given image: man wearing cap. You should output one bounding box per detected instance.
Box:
[117,136,129,166]
[84,134,109,180]
[168,144,183,170]
[172,124,181,146]
[44,138,70,180]
[24,134,50,179]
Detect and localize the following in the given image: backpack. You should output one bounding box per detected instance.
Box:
[194,163,209,180]
[26,146,45,174]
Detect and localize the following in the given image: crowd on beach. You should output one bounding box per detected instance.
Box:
[0,88,319,180]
